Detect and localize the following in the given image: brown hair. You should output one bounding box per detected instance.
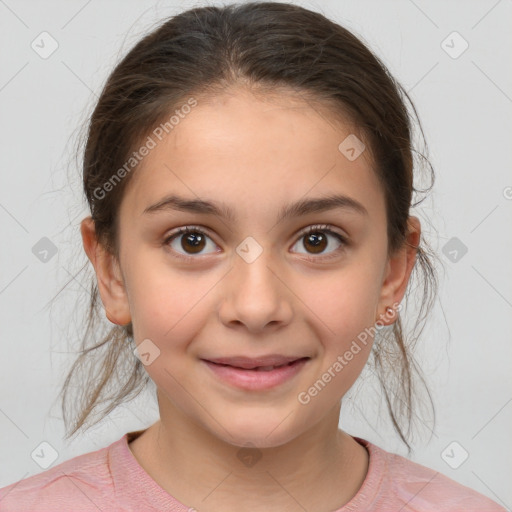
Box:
[59,1,440,454]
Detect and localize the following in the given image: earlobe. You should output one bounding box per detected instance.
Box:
[376,216,421,326]
[80,216,132,326]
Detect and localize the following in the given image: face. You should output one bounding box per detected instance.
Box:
[85,86,417,448]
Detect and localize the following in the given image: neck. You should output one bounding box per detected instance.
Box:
[128,392,369,512]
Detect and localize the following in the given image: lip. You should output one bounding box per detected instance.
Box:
[201,356,310,391]
[204,354,306,369]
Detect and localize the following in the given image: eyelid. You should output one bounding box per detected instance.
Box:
[291,223,349,261]
[163,223,349,261]
[165,223,348,242]
[166,224,216,243]
[295,223,348,241]
[163,225,221,261]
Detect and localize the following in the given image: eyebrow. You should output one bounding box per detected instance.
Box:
[142,193,368,222]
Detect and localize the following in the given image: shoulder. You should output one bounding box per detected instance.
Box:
[0,438,120,512]
[358,438,507,512]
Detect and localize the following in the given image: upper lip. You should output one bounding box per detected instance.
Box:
[202,355,309,369]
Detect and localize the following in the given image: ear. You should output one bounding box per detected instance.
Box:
[80,216,132,326]
[376,216,421,326]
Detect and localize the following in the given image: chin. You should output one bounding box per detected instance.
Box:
[211,409,303,449]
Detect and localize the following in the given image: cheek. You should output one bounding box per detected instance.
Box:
[301,264,381,335]
[128,272,207,399]
[300,265,381,385]
[127,264,216,346]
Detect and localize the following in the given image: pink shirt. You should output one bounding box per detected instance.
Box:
[0,430,506,511]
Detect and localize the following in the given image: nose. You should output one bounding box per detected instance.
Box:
[218,245,293,333]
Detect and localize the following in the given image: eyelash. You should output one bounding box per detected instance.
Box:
[163,224,349,262]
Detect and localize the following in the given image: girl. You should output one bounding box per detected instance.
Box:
[0,2,506,511]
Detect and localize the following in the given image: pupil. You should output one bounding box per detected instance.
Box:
[306,232,326,254]
[183,232,205,253]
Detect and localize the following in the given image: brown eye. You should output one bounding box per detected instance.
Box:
[181,231,206,253]
[291,225,347,259]
[303,231,328,254]
[164,226,218,259]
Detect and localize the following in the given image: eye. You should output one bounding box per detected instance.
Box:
[163,226,219,260]
[291,224,348,260]
[163,223,348,262]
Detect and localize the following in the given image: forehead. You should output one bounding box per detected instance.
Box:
[120,87,384,225]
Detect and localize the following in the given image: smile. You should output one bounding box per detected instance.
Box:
[201,357,310,391]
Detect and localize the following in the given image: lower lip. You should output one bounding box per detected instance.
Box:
[202,358,309,391]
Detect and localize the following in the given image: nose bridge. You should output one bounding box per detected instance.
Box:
[219,234,292,330]
[234,234,280,302]
[236,235,276,292]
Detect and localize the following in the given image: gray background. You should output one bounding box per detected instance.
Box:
[1,0,511,508]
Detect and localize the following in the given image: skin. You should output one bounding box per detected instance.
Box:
[81,86,420,512]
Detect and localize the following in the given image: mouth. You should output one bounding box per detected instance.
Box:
[200,356,310,390]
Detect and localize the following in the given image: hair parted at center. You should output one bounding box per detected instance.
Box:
[58,1,440,455]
